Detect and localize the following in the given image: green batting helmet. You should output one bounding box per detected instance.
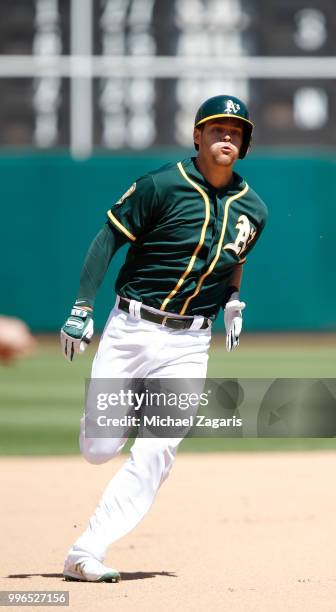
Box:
[194,94,253,159]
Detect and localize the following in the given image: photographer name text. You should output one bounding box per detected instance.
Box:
[96,415,242,429]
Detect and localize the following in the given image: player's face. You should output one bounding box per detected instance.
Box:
[194,118,243,166]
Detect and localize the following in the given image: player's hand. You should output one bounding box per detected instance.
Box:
[224,298,246,352]
[60,305,94,362]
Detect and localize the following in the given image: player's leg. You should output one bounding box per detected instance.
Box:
[65,325,210,567]
[65,435,182,566]
[78,306,161,464]
[79,416,127,465]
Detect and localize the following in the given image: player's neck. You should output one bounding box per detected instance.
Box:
[195,156,234,189]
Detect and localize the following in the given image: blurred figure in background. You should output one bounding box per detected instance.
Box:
[0,316,36,363]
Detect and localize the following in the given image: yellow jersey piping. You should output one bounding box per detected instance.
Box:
[107,210,136,242]
[179,183,249,315]
[160,161,211,312]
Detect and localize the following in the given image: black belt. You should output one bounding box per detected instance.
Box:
[118,297,211,330]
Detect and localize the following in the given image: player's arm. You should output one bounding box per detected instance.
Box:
[223,198,268,352]
[223,263,246,353]
[226,263,243,299]
[60,223,127,362]
[77,222,127,308]
[61,175,157,362]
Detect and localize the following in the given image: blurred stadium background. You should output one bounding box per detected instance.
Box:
[0,0,335,454]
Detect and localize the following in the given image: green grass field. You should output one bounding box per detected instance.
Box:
[0,334,335,455]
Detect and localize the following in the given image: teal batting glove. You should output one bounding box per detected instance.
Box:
[60,305,94,362]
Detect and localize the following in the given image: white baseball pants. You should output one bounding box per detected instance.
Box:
[65,301,211,565]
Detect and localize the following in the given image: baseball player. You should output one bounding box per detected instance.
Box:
[61,95,268,582]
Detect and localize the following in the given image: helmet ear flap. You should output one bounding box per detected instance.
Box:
[238,124,253,159]
[246,137,253,157]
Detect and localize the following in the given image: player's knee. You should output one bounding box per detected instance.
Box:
[80,438,126,465]
[82,448,110,464]
[79,417,126,463]
[80,441,110,464]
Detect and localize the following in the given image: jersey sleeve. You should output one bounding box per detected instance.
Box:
[239,198,268,263]
[77,222,127,308]
[107,174,158,242]
[239,219,267,263]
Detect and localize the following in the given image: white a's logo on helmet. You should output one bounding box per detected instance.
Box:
[224,100,240,114]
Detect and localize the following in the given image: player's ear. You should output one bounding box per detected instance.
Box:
[193,126,201,150]
[193,126,201,147]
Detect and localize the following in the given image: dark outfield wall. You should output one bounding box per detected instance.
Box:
[0,150,334,332]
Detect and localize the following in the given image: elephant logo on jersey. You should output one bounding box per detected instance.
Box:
[224,215,257,256]
[224,100,240,114]
[115,182,136,207]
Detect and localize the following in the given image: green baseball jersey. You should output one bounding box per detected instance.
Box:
[107,157,268,320]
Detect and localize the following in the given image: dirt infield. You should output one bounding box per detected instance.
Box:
[1,453,336,612]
